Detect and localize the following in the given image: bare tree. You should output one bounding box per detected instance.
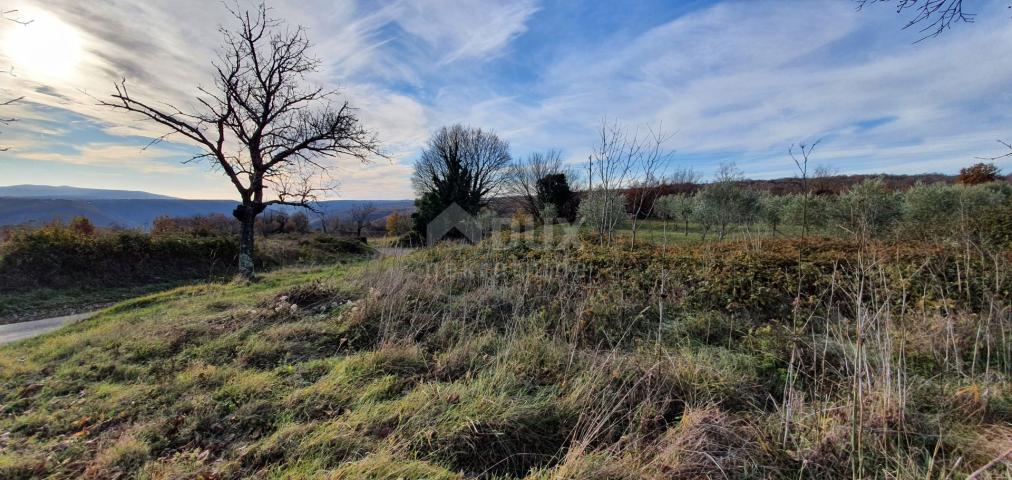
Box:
[857,0,974,40]
[102,4,382,279]
[978,139,1012,162]
[349,201,377,238]
[314,207,330,234]
[626,127,675,246]
[412,124,512,238]
[586,119,673,244]
[507,149,566,221]
[811,163,838,194]
[667,167,702,185]
[790,140,821,241]
[412,124,512,205]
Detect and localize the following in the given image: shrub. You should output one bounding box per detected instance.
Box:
[0,226,367,292]
[957,162,1001,185]
[392,231,425,248]
[152,214,238,237]
[385,211,411,237]
[0,227,241,291]
[69,216,97,237]
[970,198,1012,248]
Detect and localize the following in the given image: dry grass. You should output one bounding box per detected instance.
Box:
[0,238,1009,479]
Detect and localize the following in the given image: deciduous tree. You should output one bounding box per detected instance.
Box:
[102,3,381,279]
[507,150,567,221]
[349,202,377,238]
[411,124,511,238]
[957,162,1001,185]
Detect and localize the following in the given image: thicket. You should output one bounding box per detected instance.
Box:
[0,222,370,292]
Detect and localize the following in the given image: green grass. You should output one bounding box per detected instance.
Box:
[0,281,195,324]
[1,239,1009,479]
[0,231,374,323]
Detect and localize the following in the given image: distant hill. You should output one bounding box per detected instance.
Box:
[0,185,176,200]
[0,185,414,229]
[0,198,239,228]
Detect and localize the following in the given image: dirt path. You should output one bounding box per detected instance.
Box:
[0,312,97,346]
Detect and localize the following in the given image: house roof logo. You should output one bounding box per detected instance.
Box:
[426,203,482,246]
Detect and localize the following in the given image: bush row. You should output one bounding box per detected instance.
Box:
[0,226,371,292]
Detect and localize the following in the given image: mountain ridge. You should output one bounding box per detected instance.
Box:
[0,185,179,200]
[0,185,414,228]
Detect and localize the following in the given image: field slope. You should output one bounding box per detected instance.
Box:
[1,240,1010,479]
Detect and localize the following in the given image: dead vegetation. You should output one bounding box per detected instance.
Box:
[0,237,1010,479]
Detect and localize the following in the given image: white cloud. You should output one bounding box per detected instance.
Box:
[392,0,538,64]
[2,0,1010,200]
[0,0,440,198]
[437,0,1012,177]
[16,142,190,174]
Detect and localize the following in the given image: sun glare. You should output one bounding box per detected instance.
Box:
[4,9,84,81]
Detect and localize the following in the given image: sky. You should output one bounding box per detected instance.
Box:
[0,0,1011,200]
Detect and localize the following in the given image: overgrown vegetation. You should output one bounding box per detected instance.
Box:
[0,220,372,321]
[2,234,1009,478]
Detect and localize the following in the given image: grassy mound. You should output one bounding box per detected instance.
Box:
[1,239,1010,479]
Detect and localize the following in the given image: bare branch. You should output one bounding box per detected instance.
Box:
[976,139,1012,161]
[857,0,975,41]
[99,2,383,278]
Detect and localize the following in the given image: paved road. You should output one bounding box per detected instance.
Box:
[0,312,96,346]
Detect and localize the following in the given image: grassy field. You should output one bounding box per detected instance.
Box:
[0,229,374,322]
[1,237,1009,479]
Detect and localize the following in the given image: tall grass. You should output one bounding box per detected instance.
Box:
[0,236,1009,478]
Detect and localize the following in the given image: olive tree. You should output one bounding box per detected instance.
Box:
[783,193,830,231]
[759,193,790,235]
[655,194,694,236]
[832,178,902,241]
[578,191,627,239]
[901,182,1009,243]
[693,163,760,241]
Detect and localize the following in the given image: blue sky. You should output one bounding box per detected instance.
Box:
[1,0,1011,200]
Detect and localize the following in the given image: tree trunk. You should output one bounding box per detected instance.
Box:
[234,203,260,280]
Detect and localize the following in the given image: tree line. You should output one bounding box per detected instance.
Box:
[102,1,1011,278]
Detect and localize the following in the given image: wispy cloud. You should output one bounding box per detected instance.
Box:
[16,142,189,174]
[391,0,539,64]
[438,0,1012,177]
[0,0,1010,199]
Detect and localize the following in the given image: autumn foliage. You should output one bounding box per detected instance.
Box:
[957,162,1001,185]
